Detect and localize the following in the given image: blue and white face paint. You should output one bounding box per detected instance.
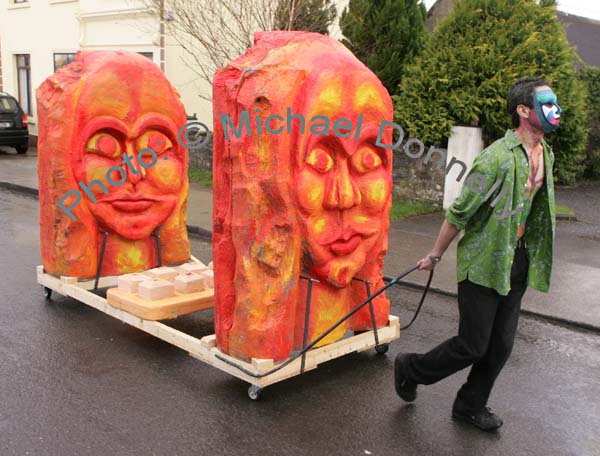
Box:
[533,89,562,133]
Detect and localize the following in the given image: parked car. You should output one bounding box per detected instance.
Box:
[0,92,29,154]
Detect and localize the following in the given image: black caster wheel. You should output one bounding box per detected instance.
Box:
[248,385,262,401]
[375,343,389,354]
[43,286,52,300]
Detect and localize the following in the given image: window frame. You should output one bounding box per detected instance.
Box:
[53,52,77,72]
[15,54,32,116]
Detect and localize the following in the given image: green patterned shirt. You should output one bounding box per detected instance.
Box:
[446,129,555,296]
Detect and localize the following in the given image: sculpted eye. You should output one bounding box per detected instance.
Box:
[138,130,173,155]
[306,147,333,173]
[351,145,382,174]
[86,133,121,158]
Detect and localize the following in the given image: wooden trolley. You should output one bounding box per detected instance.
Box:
[36,263,400,400]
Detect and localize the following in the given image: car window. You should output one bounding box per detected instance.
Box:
[0,97,18,113]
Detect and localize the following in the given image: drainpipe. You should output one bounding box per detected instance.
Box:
[160,0,165,72]
[0,36,3,92]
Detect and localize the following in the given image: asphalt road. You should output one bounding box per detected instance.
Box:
[1,189,599,456]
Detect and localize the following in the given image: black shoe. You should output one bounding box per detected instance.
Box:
[394,353,417,402]
[452,406,504,431]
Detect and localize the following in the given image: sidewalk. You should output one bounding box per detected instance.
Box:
[2,148,599,332]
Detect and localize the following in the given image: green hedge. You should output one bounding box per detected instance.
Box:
[580,65,600,177]
[394,0,588,184]
[340,0,427,96]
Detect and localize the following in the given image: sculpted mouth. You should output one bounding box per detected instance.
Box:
[103,197,157,212]
[329,235,362,255]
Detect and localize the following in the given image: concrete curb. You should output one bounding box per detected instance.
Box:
[556,213,577,221]
[388,277,600,335]
[1,181,597,334]
[0,180,212,242]
[0,181,38,198]
[186,224,212,241]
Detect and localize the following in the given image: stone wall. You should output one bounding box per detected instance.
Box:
[187,133,213,171]
[391,144,446,204]
[188,131,447,205]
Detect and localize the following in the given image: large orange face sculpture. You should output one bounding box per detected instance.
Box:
[213,32,393,362]
[37,51,190,278]
[296,68,392,289]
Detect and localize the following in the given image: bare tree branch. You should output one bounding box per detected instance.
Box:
[140,0,279,99]
[139,0,338,102]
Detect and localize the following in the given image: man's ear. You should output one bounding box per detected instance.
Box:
[516,104,530,121]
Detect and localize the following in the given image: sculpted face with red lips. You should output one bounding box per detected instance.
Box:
[37,51,190,277]
[73,58,186,240]
[295,68,393,288]
[212,32,393,361]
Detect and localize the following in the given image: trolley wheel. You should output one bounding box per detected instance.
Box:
[43,286,52,300]
[375,343,389,355]
[248,385,262,401]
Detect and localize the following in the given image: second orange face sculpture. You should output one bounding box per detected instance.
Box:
[213,32,394,362]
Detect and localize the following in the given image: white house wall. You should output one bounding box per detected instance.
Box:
[0,0,353,138]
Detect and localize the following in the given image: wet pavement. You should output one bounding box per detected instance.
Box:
[1,190,599,456]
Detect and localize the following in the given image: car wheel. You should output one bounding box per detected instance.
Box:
[15,145,28,154]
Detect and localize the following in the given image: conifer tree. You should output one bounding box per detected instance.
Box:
[580,65,600,176]
[394,0,587,184]
[340,0,427,95]
[274,0,337,35]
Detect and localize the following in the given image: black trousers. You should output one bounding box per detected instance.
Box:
[404,243,529,411]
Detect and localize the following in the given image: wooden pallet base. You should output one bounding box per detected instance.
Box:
[193,316,400,389]
[37,265,400,396]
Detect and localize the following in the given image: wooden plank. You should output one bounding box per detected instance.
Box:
[75,275,120,290]
[106,287,214,320]
[39,268,208,356]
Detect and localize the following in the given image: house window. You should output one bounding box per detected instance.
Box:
[15,54,31,115]
[54,53,76,72]
[138,52,154,60]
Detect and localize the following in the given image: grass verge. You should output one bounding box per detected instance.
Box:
[187,172,440,222]
[188,169,213,188]
[390,199,439,221]
[555,204,576,220]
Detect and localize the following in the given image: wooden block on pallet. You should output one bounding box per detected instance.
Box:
[252,358,275,373]
[178,262,208,275]
[138,278,176,301]
[118,273,149,294]
[200,334,217,349]
[174,273,206,293]
[200,270,214,288]
[146,266,179,281]
[106,286,215,320]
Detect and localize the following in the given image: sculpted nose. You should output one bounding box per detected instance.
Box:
[324,161,361,210]
[124,144,146,185]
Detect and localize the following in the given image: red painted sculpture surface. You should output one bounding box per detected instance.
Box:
[37,51,190,278]
[213,32,394,361]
